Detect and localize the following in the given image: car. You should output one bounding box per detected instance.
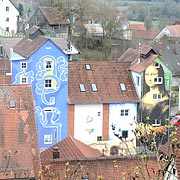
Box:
[170,115,180,126]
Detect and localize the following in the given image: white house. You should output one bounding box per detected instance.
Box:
[0,0,19,35]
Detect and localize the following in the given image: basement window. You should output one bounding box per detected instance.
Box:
[120,83,126,91]
[79,84,85,92]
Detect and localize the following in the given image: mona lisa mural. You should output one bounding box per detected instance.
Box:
[140,59,172,129]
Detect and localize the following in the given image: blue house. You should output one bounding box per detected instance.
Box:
[10,26,78,151]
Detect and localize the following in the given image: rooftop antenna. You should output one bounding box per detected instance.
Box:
[137,43,141,64]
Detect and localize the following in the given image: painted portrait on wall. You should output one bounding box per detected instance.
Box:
[140,59,171,127]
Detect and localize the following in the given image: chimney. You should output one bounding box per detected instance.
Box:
[111,44,119,61]
[53,147,59,159]
[158,42,163,56]
[175,41,179,55]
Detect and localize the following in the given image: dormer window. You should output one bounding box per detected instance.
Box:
[85,64,91,70]
[91,83,97,92]
[79,84,85,92]
[120,83,126,91]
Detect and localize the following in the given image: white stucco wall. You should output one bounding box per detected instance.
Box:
[74,104,103,144]
[109,102,137,143]
[131,71,142,99]
[0,0,19,34]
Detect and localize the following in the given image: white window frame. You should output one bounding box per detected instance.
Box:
[45,60,52,69]
[153,94,162,100]
[152,119,161,126]
[120,109,129,116]
[91,83,98,92]
[154,77,163,84]
[154,62,160,68]
[44,79,52,88]
[21,77,27,84]
[79,84,85,92]
[120,83,126,91]
[85,64,91,70]
[21,62,27,69]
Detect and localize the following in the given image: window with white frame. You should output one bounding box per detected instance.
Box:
[45,60,52,69]
[154,62,160,68]
[154,77,163,84]
[79,84,85,92]
[152,119,161,126]
[120,109,129,116]
[153,94,162,100]
[21,62,27,69]
[44,79,52,88]
[21,77,27,84]
[120,83,126,91]
[91,83,98,92]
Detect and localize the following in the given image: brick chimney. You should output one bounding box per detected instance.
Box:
[158,42,163,56]
[53,147,59,159]
[175,41,179,55]
[111,44,119,61]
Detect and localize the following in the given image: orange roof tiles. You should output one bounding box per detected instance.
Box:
[0,84,41,179]
[40,135,103,160]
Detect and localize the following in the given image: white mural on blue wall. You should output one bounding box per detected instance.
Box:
[12,46,68,151]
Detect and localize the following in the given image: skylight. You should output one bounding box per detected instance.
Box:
[120,83,126,91]
[91,83,98,92]
[79,84,86,92]
[85,64,91,70]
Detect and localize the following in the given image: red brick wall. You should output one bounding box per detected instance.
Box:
[68,104,74,137]
[41,156,161,180]
[103,104,109,141]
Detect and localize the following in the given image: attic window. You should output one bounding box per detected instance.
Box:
[154,62,160,68]
[46,46,52,50]
[85,64,91,70]
[9,100,15,108]
[79,84,85,92]
[120,83,126,91]
[91,83,98,92]
[21,62,27,69]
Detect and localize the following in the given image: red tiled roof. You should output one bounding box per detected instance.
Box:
[0,84,41,179]
[133,30,160,40]
[68,61,140,104]
[119,45,158,73]
[166,24,180,37]
[129,24,147,31]
[40,135,103,160]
